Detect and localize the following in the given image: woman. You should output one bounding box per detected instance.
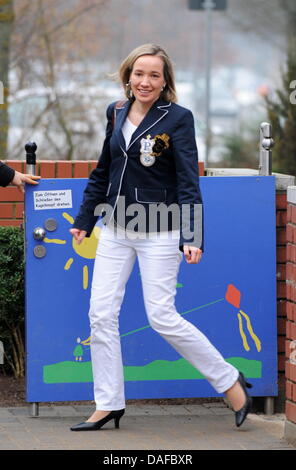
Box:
[0,161,40,192]
[70,44,252,431]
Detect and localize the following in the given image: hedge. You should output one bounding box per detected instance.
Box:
[0,226,25,378]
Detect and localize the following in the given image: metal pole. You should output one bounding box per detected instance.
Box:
[25,141,39,417]
[25,141,37,176]
[264,397,275,415]
[259,122,274,176]
[203,0,214,168]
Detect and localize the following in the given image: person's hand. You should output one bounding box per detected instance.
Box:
[69,228,87,245]
[183,245,202,264]
[12,171,41,193]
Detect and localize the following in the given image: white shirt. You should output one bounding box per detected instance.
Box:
[122,117,137,148]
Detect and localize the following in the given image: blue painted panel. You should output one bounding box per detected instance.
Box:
[25,176,277,402]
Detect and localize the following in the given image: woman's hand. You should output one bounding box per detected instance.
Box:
[12,171,41,193]
[183,245,202,264]
[69,228,87,245]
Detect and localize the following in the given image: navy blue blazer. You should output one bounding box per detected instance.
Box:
[73,97,204,251]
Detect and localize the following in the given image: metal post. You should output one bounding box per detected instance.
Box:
[264,397,275,415]
[259,122,274,175]
[30,402,39,418]
[25,141,39,417]
[259,123,274,414]
[25,141,37,176]
[203,0,214,168]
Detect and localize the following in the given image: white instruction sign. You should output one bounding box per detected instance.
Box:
[33,190,73,210]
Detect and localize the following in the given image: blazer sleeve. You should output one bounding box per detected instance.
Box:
[171,109,204,252]
[0,162,15,187]
[72,102,114,236]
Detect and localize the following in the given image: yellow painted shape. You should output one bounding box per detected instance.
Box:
[237,313,250,351]
[64,258,74,270]
[44,237,66,244]
[81,336,91,346]
[63,212,74,224]
[83,265,88,290]
[240,310,262,352]
[72,226,101,260]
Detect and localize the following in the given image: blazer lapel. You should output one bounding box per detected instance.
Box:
[113,98,171,152]
[113,100,131,151]
[127,99,171,151]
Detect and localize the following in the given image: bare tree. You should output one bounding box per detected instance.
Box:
[0,0,14,158]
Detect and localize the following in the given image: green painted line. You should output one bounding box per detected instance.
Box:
[120,297,225,338]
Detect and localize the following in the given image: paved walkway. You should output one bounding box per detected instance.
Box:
[0,402,294,451]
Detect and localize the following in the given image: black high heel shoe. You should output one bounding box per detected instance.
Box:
[70,409,125,431]
[235,372,252,427]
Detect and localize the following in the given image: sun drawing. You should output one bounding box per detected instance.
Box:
[43,211,101,290]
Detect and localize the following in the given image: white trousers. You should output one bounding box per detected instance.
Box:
[89,224,239,410]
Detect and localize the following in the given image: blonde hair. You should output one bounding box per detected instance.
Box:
[117,44,177,103]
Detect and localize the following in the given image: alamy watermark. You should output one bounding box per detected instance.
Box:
[94,196,203,247]
[290,80,296,105]
[290,339,296,365]
[0,340,4,365]
[0,81,3,104]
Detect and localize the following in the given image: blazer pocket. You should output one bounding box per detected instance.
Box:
[106,182,112,197]
[135,188,167,203]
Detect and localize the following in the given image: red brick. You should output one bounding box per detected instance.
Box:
[287,224,293,243]
[15,203,24,219]
[288,244,296,263]
[287,262,292,281]
[89,161,97,171]
[0,219,22,227]
[0,187,24,202]
[292,206,296,224]
[278,317,286,335]
[6,160,24,172]
[277,263,286,281]
[287,301,295,321]
[278,336,286,353]
[277,281,286,298]
[73,161,90,178]
[277,210,287,227]
[276,193,287,209]
[285,339,296,363]
[39,161,56,178]
[286,401,296,424]
[286,380,293,400]
[294,384,296,402]
[287,321,296,340]
[277,245,287,263]
[277,300,287,316]
[276,227,286,245]
[286,360,296,381]
[56,161,73,178]
[287,204,292,223]
[198,162,204,176]
[0,203,14,218]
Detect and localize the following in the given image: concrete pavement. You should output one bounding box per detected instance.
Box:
[0,402,294,451]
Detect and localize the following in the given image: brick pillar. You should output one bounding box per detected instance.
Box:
[285,186,296,447]
[277,190,288,409]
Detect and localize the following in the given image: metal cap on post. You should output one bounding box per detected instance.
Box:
[259,123,274,176]
[25,141,37,176]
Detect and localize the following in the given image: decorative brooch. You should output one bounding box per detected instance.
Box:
[151,134,170,156]
[139,133,170,167]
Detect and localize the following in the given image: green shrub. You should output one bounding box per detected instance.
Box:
[0,226,25,378]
